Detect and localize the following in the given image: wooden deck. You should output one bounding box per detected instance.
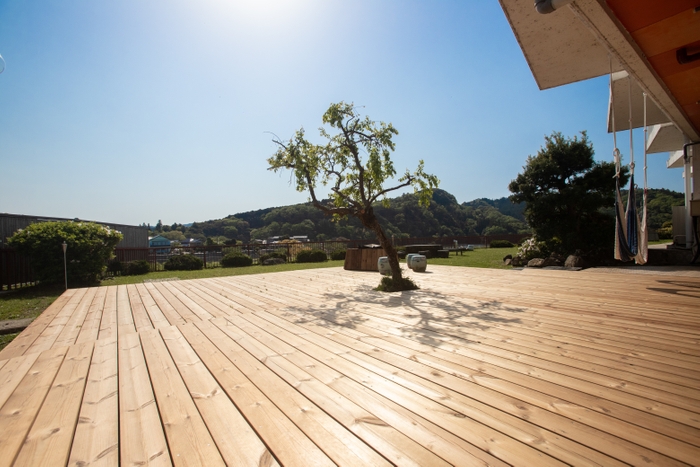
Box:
[0,265,698,466]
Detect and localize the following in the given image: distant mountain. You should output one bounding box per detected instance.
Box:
[464,197,526,222]
[620,188,684,229]
[154,189,529,242]
[151,187,682,243]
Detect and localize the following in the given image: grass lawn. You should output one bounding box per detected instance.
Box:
[0,284,64,351]
[429,247,518,269]
[101,260,346,286]
[0,284,64,322]
[106,248,519,286]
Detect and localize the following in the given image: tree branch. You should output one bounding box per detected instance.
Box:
[368,178,414,204]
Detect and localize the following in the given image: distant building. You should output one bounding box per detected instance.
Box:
[148,235,172,254]
[181,238,203,247]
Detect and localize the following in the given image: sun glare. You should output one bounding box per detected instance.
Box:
[209,0,314,27]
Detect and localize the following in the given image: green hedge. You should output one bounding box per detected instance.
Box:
[124,260,150,276]
[259,251,287,264]
[164,254,204,271]
[221,252,253,268]
[489,240,514,248]
[296,249,327,263]
[330,248,346,260]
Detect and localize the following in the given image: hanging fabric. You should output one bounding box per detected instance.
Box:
[610,69,649,264]
[637,93,649,264]
[612,72,647,264]
[612,68,634,261]
[625,74,639,258]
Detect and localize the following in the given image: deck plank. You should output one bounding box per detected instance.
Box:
[191,319,392,467]
[68,336,119,467]
[127,284,155,332]
[159,325,279,467]
[181,320,336,467]
[0,353,40,410]
[139,328,226,466]
[24,288,89,355]
[209,317,511,467]
[75,287,108,344]
[118,332,171,467]
[0,346,68,467]
[14,341,93,467]
[97,286,118,342]
[0,265,698,466]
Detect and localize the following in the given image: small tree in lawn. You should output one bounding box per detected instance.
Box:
[268,102,438,290]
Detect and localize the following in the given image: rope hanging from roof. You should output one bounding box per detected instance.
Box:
[611,66,648,264]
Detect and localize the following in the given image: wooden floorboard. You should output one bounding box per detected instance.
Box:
[0,265,698,466]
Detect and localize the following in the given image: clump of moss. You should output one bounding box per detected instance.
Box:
[375,276,419,292]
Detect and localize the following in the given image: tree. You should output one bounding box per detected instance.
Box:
[508,131,627,257]
[268,102,438,288]
[8,221,123,285]
[160,230,186,242]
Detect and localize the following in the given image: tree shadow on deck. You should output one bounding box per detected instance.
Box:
[281,284,525,349]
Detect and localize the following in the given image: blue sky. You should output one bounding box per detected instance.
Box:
[0,0,682,226]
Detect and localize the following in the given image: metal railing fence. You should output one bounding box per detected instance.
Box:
[2,234,531,287]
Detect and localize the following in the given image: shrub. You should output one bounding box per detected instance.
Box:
[220,251,253,268]
[330,248,346,261]
[375,276,419,292]
[8,221,123,285]
[123,260,150,276]
[489,240,514,248]
[164,254,204,271]
[516,237,547,261]
[262,257,286,266]
[296,249,327,263]
[106,259,123,275]
[657,222,673,240]
[259,251,287,264]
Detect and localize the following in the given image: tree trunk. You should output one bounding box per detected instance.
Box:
[359,209,402,282]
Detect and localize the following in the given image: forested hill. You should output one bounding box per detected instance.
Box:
[151,189,528,243]
[150,187,682,244]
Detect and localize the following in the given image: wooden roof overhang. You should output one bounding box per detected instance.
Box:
[498,0,700,141]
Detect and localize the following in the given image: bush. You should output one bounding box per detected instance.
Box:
[164,254,204,271]
[489,240,514,248]
[375,276,419,292]
[8,221,123,285]
[262,257,286,266]
[220,251,253,268]
[657,223,673,240]
[296,249,327,263]
[330,248,346,261]
[516,237,547,261]
[123,260,150,276]
[106,259,123,275]
[259,251,287,264]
